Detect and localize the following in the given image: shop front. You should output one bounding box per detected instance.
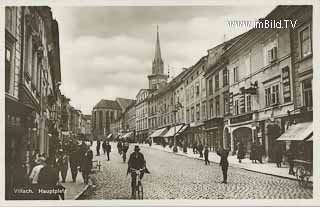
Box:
[185,123,205,148]
[204,118,223,151]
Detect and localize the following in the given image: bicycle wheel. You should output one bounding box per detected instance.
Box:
[137,183,143,200]
[296,166,306,186]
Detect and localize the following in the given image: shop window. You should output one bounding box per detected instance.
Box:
[300,26,312,58]
[265,84,279,107]
[302,79,312,109]
[268,47,277,63]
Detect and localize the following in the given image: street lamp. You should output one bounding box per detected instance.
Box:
[173,101,183,153]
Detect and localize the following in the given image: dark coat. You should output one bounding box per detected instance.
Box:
[237,143,246,159]
[102,141,107,150]
[106,144,111,152]
[274,145,283,163]
[217,149,229,167]
[81,150,93,172]
[286,148,295,162]
[250,143,258,160]
[69,150,80,168]
[96,141,101,149]
[38,165,59,185]
[204,149,209,157]
[127,151,150,175]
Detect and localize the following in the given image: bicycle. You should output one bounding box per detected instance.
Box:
[130,168,143,199]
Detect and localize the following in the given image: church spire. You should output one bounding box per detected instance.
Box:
[152,25,164,75]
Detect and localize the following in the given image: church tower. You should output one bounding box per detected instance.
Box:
[148,25,168,90]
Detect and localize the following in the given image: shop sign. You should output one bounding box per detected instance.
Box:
[230,113,253,124]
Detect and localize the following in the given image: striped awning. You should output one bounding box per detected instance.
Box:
[149,127,168,138]
[163,125,183,138]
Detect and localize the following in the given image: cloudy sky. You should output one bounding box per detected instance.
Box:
[52,6,275,114]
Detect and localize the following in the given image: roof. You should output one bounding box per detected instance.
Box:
[93,99,121,110]
[116,97,135,112]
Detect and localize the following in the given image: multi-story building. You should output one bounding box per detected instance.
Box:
[183,56,208,147]
[82,114,92,140]
[5,6,61,199]
[222,6,313,162]
[122,100,136,141]
[136,89,153,142]
[92,99,121,139]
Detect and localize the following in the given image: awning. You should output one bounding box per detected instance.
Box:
[149,127,168,138]
[277,122,313,141]
[107,134,112,139]
[163,125,183,138]
[306,134,313,142]
[176,125,188,136]
[123,132,133,138]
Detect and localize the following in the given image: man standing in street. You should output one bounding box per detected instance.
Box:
[217,147,230,184]
[204,146,210,165]
[69,145,80,182]
[56,149,68,183]
[106,141,112,161]
[198,143,204,158]
[96,139,101,156]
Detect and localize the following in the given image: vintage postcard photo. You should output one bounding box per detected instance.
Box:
[3,2,316,203]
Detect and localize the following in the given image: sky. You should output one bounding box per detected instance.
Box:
[51,6,275,114]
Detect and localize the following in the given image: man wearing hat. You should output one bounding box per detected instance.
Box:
[127,145,149,198]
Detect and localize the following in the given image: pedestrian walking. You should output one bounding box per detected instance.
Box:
[274,145,283,168]
[117,140,123,155]
[250,141,258,163]
[198,143,204,158]
[96,139,101,156]
[122,141,129,162]
[217,147,230,184]
[286,146,295,175]
[69,146,80,182]
[257,141,263,164]
[204,146,210,165]
[237,141,246,163]
[38,158,63,200]
[80,146,93,184]
[192,143,197,154]
[102,140,107,155]
[106,141,112,161]
[56,149,68,183]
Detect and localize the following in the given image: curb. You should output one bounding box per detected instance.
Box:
[73,179,91,200]
[143,145,308,183]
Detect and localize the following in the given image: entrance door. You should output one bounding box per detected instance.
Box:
[267,124,282,162]
[232,127,252,156]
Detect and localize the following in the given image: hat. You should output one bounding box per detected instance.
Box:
[36,156,46,164]
[134,145,140,152]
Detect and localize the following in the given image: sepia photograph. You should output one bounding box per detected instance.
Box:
[4,3,315,202]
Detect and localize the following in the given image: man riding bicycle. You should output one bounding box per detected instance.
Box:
[127,145,149,198]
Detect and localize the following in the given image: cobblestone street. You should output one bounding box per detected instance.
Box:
[80,143,312,200]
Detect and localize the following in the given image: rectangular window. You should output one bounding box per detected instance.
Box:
[271,85,280,105]
[202,101,206,119]
[282,66,291,103]
[215,96,220,116]
[235,99,239,115]
[300,26,312,58]
[196,82,200,97]
[265,88,271,107]
[223,68,228,87]
[268,47,277,63]
[209,99,214,118]
[233,66,239,83]
[223,93,229,115]
[5,47,12,93]
[208,78,213,95]
[186,109,190,123]
[302,79,312,109]
[191,86,194,98]
[191,107,195,122]
[215,74,219,91]
[246,95,252,112]
[196,104,200,121]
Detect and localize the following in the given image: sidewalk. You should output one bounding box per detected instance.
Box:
[62,164,90,200]
[143,144,313,182]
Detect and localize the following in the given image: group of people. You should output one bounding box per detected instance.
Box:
[117,140,130,162]
[236,140,263,164]
[96,140,112,160]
